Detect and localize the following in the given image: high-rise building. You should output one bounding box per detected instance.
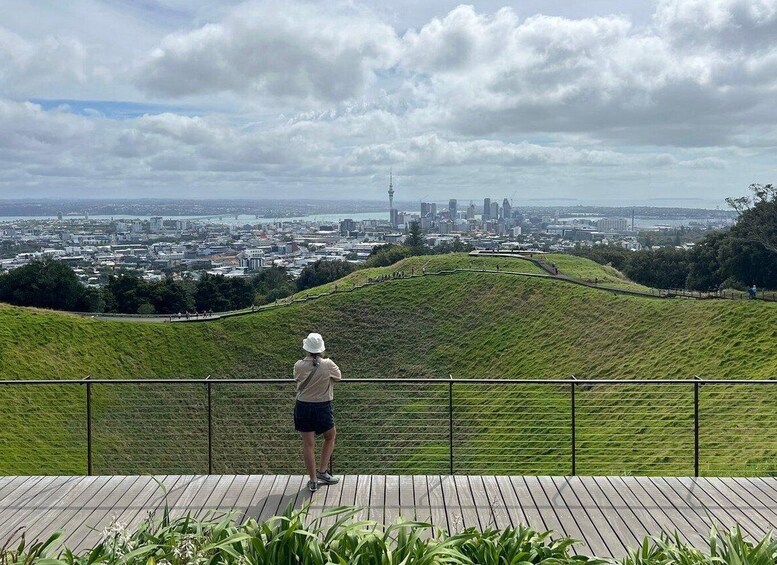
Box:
[503,198,512,221]
[483,198,491,220]
[449,199,458,220]
[421,202,431,217]
[467,202,475,219]
[430,203,437,218]
[388,171,396,227]
[150,216,164,233]
[490,202,499,220]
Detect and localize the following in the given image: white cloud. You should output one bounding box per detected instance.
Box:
[135,2,400,103]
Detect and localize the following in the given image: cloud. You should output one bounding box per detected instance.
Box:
[398,3,777,146]
[135,1,400,103]
[0,27,92,96]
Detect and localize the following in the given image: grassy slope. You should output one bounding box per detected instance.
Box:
[1,254,775,476]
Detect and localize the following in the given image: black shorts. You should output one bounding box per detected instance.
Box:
[294,400,335,435]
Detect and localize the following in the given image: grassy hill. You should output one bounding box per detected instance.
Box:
[1,254,775,477]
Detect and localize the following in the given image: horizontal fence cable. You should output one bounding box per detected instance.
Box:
[0,377,774,477]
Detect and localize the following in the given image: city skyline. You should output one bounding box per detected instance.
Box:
[1,1,776,202]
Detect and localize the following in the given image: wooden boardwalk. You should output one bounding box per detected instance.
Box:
[1,475,775,557]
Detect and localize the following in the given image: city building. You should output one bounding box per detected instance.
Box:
[448,199,457,220]
[483,198,491,221]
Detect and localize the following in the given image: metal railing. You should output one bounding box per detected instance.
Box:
[0,377,775,477]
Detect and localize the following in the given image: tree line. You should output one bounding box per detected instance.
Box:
[574,184,777,290]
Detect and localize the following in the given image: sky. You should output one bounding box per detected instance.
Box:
[1,0,776,205]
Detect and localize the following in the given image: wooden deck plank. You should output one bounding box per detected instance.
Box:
[218,475,252,517]
[537,476,595,556]
[453,475,480,530]
[522,476,573,544]
[383,475,400,526]
[353,475,371,522]
[1,477,83,542]
[258,475,291,522]
[319,474,347,531]
[412,475,432,524]
[723,478,777,521]
[562,476,629,557]
[0,476,32,502]
[695,478,776,534]
[3,476,89,543]
[668,477,767,539]
[623,477,707,546]
[76,475,153,550]
[471,475,508,531]
[614,476,692,545]
[753,478,777,501]
[493,476,525,528]
[240,475,278,523]
[579,477,645,550]
[167,475,215,520]
[367,474,385,525]
[17,475,97,544]
[601,476,663,537]
[509,475,551,533]
[4,475,776,557]
[399,475,416,521]
[0,476,53,530]
[339,474,358,508]
[440,475,464,532]
[426,475,449,533]
[117,475,175,531]
[57,476,136,549]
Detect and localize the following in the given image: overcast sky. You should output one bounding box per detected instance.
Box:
[1,0,775,205]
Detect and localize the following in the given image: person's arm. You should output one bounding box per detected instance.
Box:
[328,360,342,381]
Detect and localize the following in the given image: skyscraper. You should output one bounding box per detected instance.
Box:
[388,171,396,228]
[448,199,458,220]
[467,202,475,219]
[490,201,499,220]
[502,198,512,221]
[421,202,430,217]
[483,198,491,220]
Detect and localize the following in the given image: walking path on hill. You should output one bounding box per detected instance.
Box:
[75,253,772,323]
[1,474,774,558]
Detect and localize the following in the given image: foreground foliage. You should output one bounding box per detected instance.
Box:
[1,506,774,565]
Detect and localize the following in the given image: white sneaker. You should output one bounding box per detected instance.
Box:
[316,471,339,485]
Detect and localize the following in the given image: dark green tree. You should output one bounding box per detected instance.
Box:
[296,260,357,291]
[0,259,95,311]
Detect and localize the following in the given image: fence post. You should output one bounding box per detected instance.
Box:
[206,376,212,475]
[570,375,577,476]
[449,374,454,475]
[694,375,701,477]
[84,376,92,476]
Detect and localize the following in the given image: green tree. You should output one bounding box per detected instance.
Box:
[0,260,95,311]
[296,260,357,291]
[405,221,425,252]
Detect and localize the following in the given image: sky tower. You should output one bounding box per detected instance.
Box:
[388,170,396,227]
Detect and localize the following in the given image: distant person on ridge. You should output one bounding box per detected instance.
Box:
[294,332,342,492]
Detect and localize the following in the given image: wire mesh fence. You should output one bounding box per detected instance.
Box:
[0,378,775,477]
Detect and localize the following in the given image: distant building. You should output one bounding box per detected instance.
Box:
[430,203,437,218]
[339,218,355,235]
[421,202,431,218]
[150,217,164,233]
[597,217,629,232]
[448,199,457,220]
[502,199,512,221]
[467,203,475,220]
[239,249,266,270]
[483,198,491,220]
[490,202,499,220]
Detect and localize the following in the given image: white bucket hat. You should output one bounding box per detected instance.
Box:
[302,333,325,354]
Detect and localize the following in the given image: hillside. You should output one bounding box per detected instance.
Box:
[1,253,775,476]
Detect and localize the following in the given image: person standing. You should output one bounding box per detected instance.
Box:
[294,333,342,492]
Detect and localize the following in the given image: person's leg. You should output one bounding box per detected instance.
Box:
[301,432,317,482]
[319,427,336,473]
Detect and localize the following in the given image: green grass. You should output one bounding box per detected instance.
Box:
[543,253,651,290]
[0,254,775,475]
